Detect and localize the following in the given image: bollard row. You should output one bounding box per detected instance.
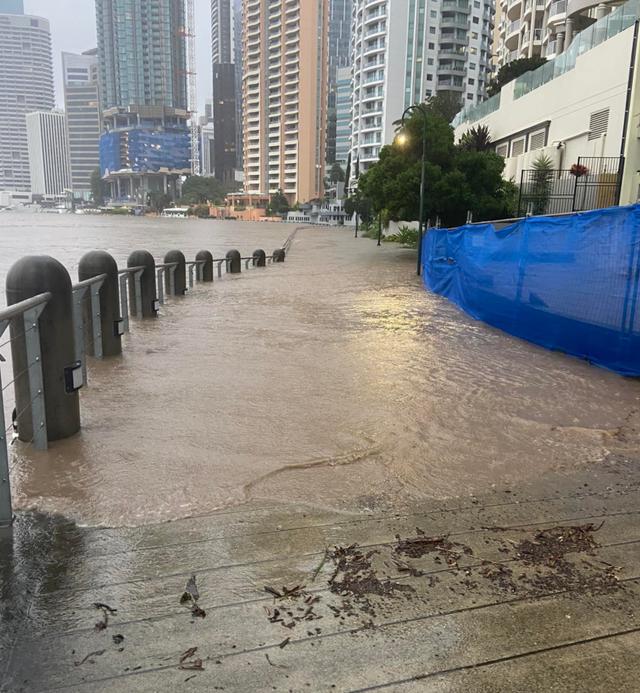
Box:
[1,245,286,447]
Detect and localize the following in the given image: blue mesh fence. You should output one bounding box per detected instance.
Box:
[422,204,640,375]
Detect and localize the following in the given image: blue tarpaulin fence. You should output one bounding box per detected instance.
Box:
[421,204,640,376]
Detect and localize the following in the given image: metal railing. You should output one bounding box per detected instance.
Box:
[0,292,50,525]
[0,232,300,526]
[72,273,106,385]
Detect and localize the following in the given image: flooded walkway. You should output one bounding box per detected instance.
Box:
[2,225,640,691]
[8,226,640,526]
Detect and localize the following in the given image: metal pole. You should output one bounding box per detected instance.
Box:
[377,214,382,246]
[355,213,359,238]
[417,112,428,276]
[119,274,130,333]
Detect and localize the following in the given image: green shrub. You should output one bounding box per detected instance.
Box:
[384,225,419,248]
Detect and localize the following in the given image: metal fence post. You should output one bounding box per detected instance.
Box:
[156,267,165,305]
[188,264,195,288]
[23,305,47,450]
[118,273,130,333]
[0,319,11,525]
[72,284,89,385]
[90,281,104,359]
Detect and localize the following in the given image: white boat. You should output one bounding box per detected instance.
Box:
[161,207,190,218]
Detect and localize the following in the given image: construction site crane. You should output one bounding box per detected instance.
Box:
[185,0,200,176]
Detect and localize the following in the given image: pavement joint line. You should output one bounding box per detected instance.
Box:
[25,535,640,642]
[31,574,640,692]
[67,486,640,561]
[346,624,640,692]
[29,507,640,599]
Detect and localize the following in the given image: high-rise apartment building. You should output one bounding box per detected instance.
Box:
[95,0,190,202]
[211,0,242,184]
[0,4,54,192]
[350,0,494,173]
[242,0,329,204]
[335,67,352,166]
[327,0,353,165]
[62,50,101,199]
[494,0,620,65]
[26,111,71,196]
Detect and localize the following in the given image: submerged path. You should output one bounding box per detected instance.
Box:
[2,227,640,690]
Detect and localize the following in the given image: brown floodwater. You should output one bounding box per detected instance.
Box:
[1,212,639,527]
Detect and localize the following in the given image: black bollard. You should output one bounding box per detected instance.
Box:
[196,250,214,282]
[6,256,80,442]
[253,249,267,267]
[226,249,241,274]
[164,250,187,295]
[78,251,122,357]
[127,250,158,318]
[273,248,286,263]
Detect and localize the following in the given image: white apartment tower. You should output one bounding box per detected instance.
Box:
[351,0,494,172]
[495,0,621,64]
[26,111,71,196]
[242,0,329,204]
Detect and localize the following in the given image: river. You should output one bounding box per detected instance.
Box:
[1,212,639,527]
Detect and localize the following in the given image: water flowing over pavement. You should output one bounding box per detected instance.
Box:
[2,215,640,691]
[0,215,638,526]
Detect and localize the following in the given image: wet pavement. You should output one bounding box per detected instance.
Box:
[1,223,640,690]
[2,456,640,691]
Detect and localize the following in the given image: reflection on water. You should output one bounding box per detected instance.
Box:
[2,215,639,527]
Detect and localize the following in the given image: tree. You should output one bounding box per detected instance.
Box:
[487,57,547,97]
[267,188,290,216]
[147,192,172,213]
[425,91,463,123]
[521,153,555,215]
[357,105,517,228]
[90,168,107,206]
[181,176,229,205]
[344,190,372,224]
[459,125,493,152]
[329,162,345,183]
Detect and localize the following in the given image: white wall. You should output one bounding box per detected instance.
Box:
[454,26,634,185]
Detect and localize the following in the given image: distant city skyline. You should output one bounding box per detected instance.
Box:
[22,0,213,113]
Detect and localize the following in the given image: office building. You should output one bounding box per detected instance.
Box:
[199,106,215,176]
[242,0,329,204]
[211,0,242,183]
[0,0,23,13]
[0,4,54,192]
[95,0,190,203]
[62,50,101,199]
[26,110,71,196]
[350,0,494,174]
[326,0,353,165]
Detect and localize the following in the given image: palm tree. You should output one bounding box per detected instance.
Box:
[459,125,493,152]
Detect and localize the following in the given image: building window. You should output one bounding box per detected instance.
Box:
[511,138,526,157]
[468,78,475,85]
[473,16,479,22]
[427,74,433,80]
[429,26,436,33]
[427,58,434,65]
[588,108,609,140]
[496,143,508,158]
[428,42,435,49]
[529,130,546,151]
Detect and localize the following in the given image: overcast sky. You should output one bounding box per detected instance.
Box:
[24,0,213,112]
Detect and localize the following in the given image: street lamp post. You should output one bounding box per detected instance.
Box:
[400,104,429,276]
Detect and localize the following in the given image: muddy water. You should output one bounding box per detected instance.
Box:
[1,213,639,527]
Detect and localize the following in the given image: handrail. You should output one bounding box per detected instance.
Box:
[72,273,107,292]
[0,292,52,323]
[118,265,146,275]
[155,262,179,269]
